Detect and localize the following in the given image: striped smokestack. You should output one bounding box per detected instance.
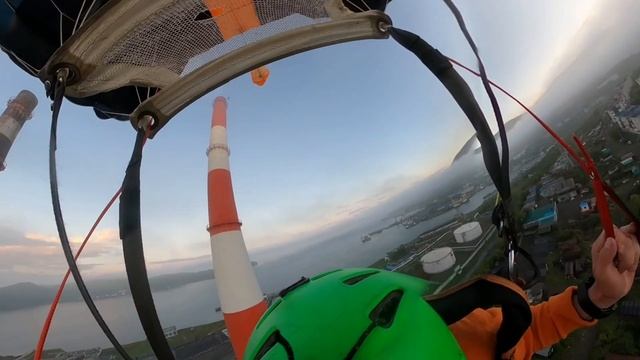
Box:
[0,90,37,171]
[207,96,267,359]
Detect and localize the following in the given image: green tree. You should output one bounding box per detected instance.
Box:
[630,194,640,218]
[630,82,640,105]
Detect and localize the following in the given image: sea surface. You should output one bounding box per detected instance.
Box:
[0,187,494,355]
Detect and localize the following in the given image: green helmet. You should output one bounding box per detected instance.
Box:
[244,268,465,359]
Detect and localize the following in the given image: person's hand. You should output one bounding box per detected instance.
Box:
[589,223,640,309]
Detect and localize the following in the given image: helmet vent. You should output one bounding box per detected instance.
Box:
[343,270,378,285]
[279,277,310,298]
[369,290,403,328]
[345,290,404,359]
[254,330,294,360]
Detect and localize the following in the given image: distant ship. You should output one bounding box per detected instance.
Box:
[401,218,418,229]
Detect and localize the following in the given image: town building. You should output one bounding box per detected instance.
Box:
[550,152,572,173]
[539,177,575,199]
[522,186,538,212]
[579,197,596,214]
[523,202,558,230]
[607,106,640,135]
[612,77,634,112]
[163,325,178,338]
[620,152,635,166]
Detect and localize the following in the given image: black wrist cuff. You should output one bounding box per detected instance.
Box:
[577,276,617,319]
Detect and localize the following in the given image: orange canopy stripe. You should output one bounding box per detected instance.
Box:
[204,0,271,86]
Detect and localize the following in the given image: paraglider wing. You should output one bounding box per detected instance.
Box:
[0,0,156,120]
[2,0,392,123]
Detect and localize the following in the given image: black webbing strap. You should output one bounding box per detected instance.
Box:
[442,0,523,282]
[119,130,176,359]
[443,0,510,197]
[389,27,506,203]
[48,70,132,360]
[426,275,532,359]
[389,27,535,284]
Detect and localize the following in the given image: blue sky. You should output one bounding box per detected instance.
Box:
[0,0,605,285]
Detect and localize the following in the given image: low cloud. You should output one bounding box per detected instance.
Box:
[24,232,59,244]
[149,254,210,265]
[0,226,124,286]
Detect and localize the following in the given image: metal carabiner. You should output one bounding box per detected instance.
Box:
[507,241,516,281]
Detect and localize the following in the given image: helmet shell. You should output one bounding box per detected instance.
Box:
[244,268,465,359]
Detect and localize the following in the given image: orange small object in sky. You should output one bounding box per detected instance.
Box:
[205,0,271,87]
[251,66,270,86]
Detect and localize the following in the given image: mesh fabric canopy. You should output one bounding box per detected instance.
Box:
[39,0,391,135]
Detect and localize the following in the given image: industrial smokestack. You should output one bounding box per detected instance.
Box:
[206,96,267,359]
[0,90,38,171]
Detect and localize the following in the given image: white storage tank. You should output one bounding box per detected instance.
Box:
[454,222,483,243]
[421,247,456,274]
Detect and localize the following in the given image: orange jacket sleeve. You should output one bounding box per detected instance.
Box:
[449,286,597,360]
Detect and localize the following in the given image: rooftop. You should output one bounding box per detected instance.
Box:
[619,105,640,118]
[524,203,557,226]
[619,301,640,317]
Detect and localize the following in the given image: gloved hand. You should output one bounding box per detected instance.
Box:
[589,223,640,309]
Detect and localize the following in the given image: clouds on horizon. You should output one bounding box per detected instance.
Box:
[0,162,426,287]
[0,226,124,286]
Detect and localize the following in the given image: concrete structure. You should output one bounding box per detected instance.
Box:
[540,177,575,198]
[453,222,482,243]
[163,326,178,338]
[421,247,456,274]
[207,97,267,359]
[620,153,635,166]
[522,186,538,212]
[557,190,577,203]
[616,106,640,135]
[0,90,37,171]
[608,106,640,135]
[612,77,634,112]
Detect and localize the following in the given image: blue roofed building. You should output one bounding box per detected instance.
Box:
[523,202,558,230]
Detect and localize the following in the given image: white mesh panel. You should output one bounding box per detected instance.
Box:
[97,0,329,82]
[46,0,388,106]
[182,13,326,76]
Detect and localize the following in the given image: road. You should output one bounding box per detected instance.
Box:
[389,232,450,272]
[434,226,497,293]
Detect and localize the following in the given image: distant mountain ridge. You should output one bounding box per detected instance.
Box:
[0,270,215,312]
[452,113,527,162]
[452,51,640,163]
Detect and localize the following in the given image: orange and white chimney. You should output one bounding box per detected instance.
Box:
[207,96,267,359]
[0,90,38,171]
